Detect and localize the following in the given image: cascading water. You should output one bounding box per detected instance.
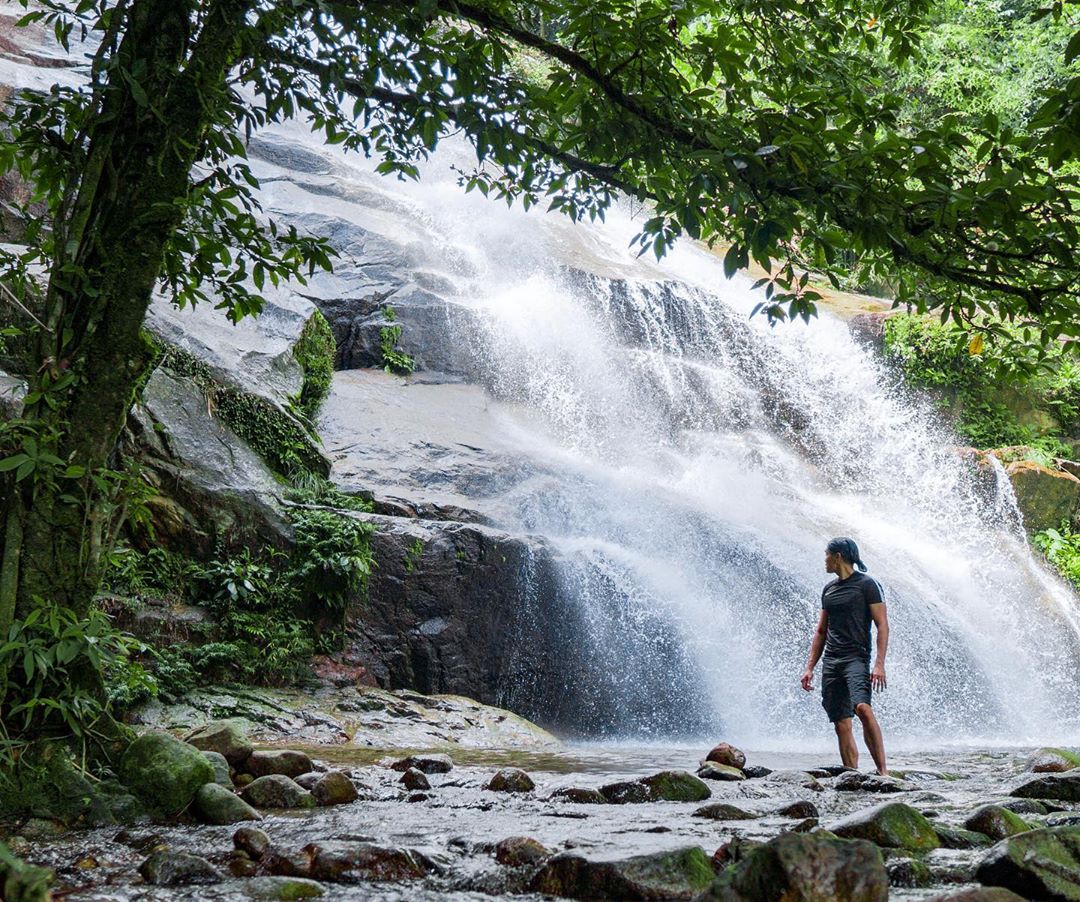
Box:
[255,125,1080,749]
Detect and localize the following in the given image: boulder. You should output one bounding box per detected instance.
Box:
[494,836,551,867]
[1027,748,1080,774]
[194,783,262,825]
[138,850,223,886]
[241,775,316,810]
[119,731,215,815]
[886,856,932,888]
[203,751,234,788]
[400,768,430,791]
[234,826,271,859]
[551,787,607,804]
[696,833,888,901]
[834,771,910,793]
[827,802,941,852]
[1004,459,1080,533]
[766,770,824,792]
[640,771,711,802]
[693,803,758,820]
[963,805,1032,841]
[1000,798,1051,815]
[934,824,992,849]
[245,750,314,780]
[975,826,1080,901]
[599,781,652,804]
[926,889,1028,902]
[0,840,53,902]
[486,769,535,793]
[529,846,714,900]
[294,773,321,791]
[242,876,327,900]
[742,765,772,779]
[388,754,453,774]
[1011,771,1080,802]
[697,762,746,782]
[185,720,253,766]
[303,841,431,882]
[705,743,747,769]
[312,772,359,807]
[776,801,819,819]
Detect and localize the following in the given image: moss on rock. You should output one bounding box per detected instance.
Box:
[964,804,1033,841]
[293,310,336,418]
[0,840,53,902]
[640,770,711,802]
[975,825,1080,901]
[530,846,714,900]
[827,802,941,852]
[119,731,215,815]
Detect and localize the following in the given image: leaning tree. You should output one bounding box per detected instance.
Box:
[0,0,1076,722]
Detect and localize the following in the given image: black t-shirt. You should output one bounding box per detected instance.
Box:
[821,571,884,661]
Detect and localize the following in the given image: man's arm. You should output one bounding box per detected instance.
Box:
[801,610,828,691]
[869,603,888,691]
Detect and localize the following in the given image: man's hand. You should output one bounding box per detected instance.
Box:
[800,668,814,692]
[871,664,887,691]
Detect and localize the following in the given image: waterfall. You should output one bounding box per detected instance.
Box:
[255,125,1080,749]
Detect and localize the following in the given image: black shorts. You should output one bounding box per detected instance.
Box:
[821,656,871,723]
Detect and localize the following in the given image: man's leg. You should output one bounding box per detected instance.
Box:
[833,718,858,769]
[855,703,888,776]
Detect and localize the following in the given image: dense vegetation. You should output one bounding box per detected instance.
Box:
[0,0,1076,793]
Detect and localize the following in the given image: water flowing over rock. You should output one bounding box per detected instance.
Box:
[138,850,223,886]
[1011,771,1080,802]
[828,802,941,852]
[975,826,1080,901]
[1027,748,1080,773]
[529,846,715,900]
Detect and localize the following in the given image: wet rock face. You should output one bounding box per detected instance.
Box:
[975,826,1080,901]
[529,846,715,901]
[699,833,888,902]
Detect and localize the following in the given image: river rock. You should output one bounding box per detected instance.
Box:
[551,787,607,804]
[487,769,535,793]
[599,781,652,804]
[185,720,254,766]
[1004,460,1080,533]
[400,768,431,791]
[697,832,888,901]
[834,771,910,793]
[138,850,223,886]
[494,836,551,867]
[304,841,431,882]
[766,770,824,792]
[194,782,262,825]
[693,803,758,820]
[964,804,1032,841]
[241,775,316,809]
[776,801,819,819]
[828,802,941,852]
[742,765,772,779]
[975,826,1080,901]
[388,754,453,774]
[640,771,711,802]
[705,743,747,769]
[934,824,992,849]
[1027,747,1080,773]
[294,773,320,791]
[234,826,271,859]
[119,731,215,815]
[203,751,234,788]
[697,762,746,781]
[312,772,359,806]
[242,876,326,899]
[261,845,315,878]
[529,846,714,900]
[246,750,314,780]
[1011,770,1080,802]
[886,856,932,888]
[926,889,1029,901]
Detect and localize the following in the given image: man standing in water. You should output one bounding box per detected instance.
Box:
[800,537,890,775]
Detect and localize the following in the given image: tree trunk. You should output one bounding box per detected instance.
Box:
[0,0,255,654]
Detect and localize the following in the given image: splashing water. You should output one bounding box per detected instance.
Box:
[257,126,1080,749]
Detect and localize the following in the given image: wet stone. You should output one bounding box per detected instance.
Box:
[241,775,316,809]
[776,801,820,819]
[765,770,824,792]
[963,804,1032,841]
[828,802,941,852]
[185,720,254,767]
[925,888,1029,902]
[242,876,327,899]
[400,768,431,791]
[487,768,535,793]
[194,782,262,825]
[693,803,758,820]
[312,772,359,807]
[494,836,551,867]
[1010,770,1080,802]
[228,855,260,878]
[886,856,933,888]
[261,845,314,878]
[705,742,747,769]
[551,787,607,804]
[975,825,1080,901]
[1026,747,1080,774]
[834,771,911,793]
[1047,812,1080,827]
[934,824,993,849]
[246,750,314,780]
[304,841,431,883]
[139,850,223,886]
[789,817,819,833]
[999,798,1050,816]
[114,829,166,853]
[234,826,270,859]
[697,762,746,781]
[530,846,714,901]
[388,754,453,774]
[640,771,711,802]
[742,765,773,779]
[294,773,321,791]
[406,792,429,803]
[203,751,234,788]
[599,780,652,804]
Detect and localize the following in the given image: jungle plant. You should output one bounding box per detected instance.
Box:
[292,310,336,417]
[1034,522,1080,587]
[379,307,415,376]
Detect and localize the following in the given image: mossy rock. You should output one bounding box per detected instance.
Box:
[119,731,215,815]
[934,824,993,849]
[828,802,941,852]
[886,856,933,888]
[1028,748,1080,774]
[243,876,327,899]
[964,805,1032,841]
[530,846,714,900]
[640,770,711,802]
[194,782,262,825]
[0,840,53,902]
[1011,770,1080,802]
[699,833,888,901]
[975,825,1080,901]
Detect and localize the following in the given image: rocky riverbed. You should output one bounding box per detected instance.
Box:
[8,695,1080,902]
